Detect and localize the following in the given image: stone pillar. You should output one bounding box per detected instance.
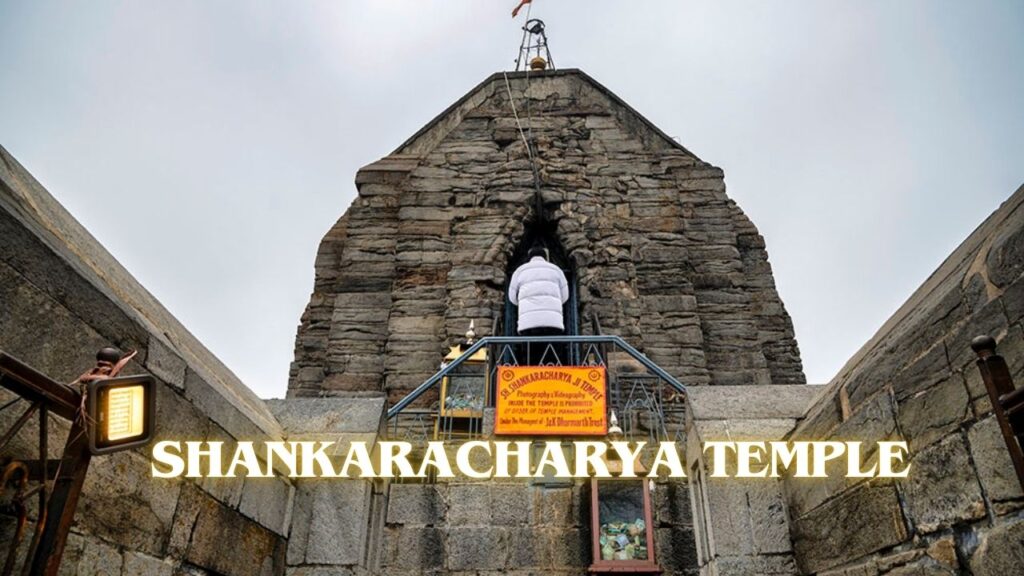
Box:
[266,397,387,575]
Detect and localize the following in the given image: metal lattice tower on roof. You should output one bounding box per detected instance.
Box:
[515,19,555,71]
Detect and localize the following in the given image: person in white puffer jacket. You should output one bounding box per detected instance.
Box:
[508,247,570,335]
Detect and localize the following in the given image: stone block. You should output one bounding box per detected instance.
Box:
[902,434,985,533]
[890,342,952,401]
[285,568,361,576]
[531,487,574,527]
[122,551,175,576]
[447,526,507,570]
[382,526,444,570]
[56,533,86,576]
[655,526,699,573]
[967,416,1024,504]
[686,385,820,421]
[490,483,531,526]
[386,484,445,526]
[1001,271,1024,324]
[787,391,901,518]
[704,480,754,556]
[896,377,970,452]
[77,448,180,557]
[289,480,372,566]
[239,474,294,536]
[713,554,798,575]
[0,262,113,385]
[170,484,285,576]
[944,298,1008,373]
[506,527,538,567]
[653,480,693,527]
[925,536,960,570]
[146,335,186,390]
[153,383,210,448]
[196,424,245,507]
[182,368,271,450]
[537,527,588,568]
[447,484,490,526]
[876,557,956,575]
[748,480,792,554]
[74,538,123,576]
[969,518,1024,575]
[791,482,907,574]
[985,211,1024,288]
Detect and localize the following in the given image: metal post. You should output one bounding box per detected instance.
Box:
[28,409,91,576]
[972,335,1024,492]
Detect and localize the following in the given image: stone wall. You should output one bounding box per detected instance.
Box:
[289,69,805,404]
[685,385,821,575]
[267,397,387,576]
[0,145,294,576]
[380,477,698,576]
[784,186,1024,575]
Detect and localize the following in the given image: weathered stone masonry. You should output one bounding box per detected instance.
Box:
[289,69,805,404]
[784,186,1024,575]
[0,145,293,576]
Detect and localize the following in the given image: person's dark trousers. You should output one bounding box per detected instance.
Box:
[519,327,565,365]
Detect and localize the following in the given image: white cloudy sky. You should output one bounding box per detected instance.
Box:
[1,1,1021,398]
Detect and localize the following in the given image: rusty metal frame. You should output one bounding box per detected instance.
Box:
[0,351,104,576]
[972,335,1024,492]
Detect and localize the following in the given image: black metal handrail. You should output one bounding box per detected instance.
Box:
[386,335,685,419]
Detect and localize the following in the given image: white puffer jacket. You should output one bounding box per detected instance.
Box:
[508,257,570,331]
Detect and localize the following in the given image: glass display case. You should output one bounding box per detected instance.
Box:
[434,343,488,439]
[589,460,659,573]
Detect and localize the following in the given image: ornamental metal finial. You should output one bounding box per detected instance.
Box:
[515,19,555,72]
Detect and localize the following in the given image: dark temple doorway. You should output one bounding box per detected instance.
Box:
[503,219,579,338]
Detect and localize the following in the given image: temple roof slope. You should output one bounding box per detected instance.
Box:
[289,69,805,401]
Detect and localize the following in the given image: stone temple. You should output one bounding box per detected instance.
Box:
[288,69,805,404]
[1,66,1023,576]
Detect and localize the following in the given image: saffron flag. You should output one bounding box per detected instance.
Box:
[512,0,532,18]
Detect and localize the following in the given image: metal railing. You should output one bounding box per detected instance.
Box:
[0,352,89,576]
[0,348,151,576]
[386,335,688,445]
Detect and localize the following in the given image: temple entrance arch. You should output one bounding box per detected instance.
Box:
[503,218,579,337]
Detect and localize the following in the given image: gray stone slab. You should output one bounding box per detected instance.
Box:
[903,433,985,533]
[968,416,1024,504]
[687,385,822,421]
[791,482,908,574]
[382,526,445,570]
[969,518,1024,575]
[77,449,181,557]
[386,484,446,526]
[447,483,490,526]
[122,552,174,576]
[240,474,295,536]
[146,335,186,390]
[74,539,123,576]
[447,526,507,571]
[169,483,285,576]
[290,480,372,566]
[267,398,385,435]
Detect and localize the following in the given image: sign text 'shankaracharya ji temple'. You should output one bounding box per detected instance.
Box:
[2,63,1023,576]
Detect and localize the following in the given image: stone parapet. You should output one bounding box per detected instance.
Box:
[0,145,292,575]
[785,185,1024,574]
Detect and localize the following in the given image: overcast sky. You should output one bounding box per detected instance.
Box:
[1,1,1021,398]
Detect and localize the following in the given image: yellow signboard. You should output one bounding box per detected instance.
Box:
[495,366,607,435]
